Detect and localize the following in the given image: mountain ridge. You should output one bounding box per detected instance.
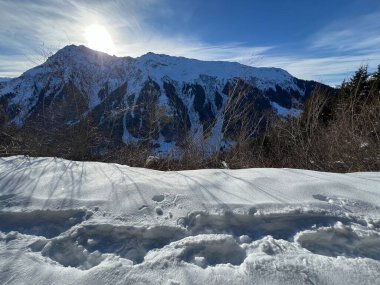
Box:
[0,45,332,153]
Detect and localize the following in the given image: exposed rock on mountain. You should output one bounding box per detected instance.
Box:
[0,45,331,152]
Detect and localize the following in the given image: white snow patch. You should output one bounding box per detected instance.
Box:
[0,156,379,284]
[271,102,302,117]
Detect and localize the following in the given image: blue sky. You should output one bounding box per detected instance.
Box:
[1,0,380,85]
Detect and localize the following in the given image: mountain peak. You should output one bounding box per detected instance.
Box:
[49,44,112,61]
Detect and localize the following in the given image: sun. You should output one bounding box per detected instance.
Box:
[85,24,115,55]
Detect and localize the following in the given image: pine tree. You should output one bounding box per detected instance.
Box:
[348,65,369,98]
[0,104,8,128]
[368,65,380,99]
[335,66,370,115]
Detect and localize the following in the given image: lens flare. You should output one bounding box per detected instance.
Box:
[85,24,115,54]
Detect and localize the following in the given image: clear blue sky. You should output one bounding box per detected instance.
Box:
[1,0,380,85]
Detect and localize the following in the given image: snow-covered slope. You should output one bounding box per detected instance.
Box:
[0,156,379,284]
[0,45,329,151]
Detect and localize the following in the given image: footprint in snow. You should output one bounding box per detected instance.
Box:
[152,194,165,202]
[155,207,163,216]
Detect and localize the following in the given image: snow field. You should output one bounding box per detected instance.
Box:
[0,156,379,284]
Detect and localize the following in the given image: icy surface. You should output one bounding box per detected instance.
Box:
[0,156,379,284]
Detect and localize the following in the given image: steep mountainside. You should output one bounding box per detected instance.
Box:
[0,45,330,152]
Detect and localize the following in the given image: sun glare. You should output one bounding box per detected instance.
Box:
[85,24,115,55]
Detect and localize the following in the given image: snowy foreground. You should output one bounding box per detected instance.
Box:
[0,156,380,285]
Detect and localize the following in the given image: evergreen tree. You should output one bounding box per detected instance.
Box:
[348,65,368,86]
[0,104,7,128]
[336,66,371,115]
[368,65,380,98]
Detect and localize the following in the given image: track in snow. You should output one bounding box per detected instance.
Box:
[1,209,379,270]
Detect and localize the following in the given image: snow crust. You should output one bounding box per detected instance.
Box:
[0,156,379,284]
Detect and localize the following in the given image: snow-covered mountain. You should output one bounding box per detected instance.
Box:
[0,45,330,152]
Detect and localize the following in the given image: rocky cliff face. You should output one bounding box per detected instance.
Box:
[0,45,329,152]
